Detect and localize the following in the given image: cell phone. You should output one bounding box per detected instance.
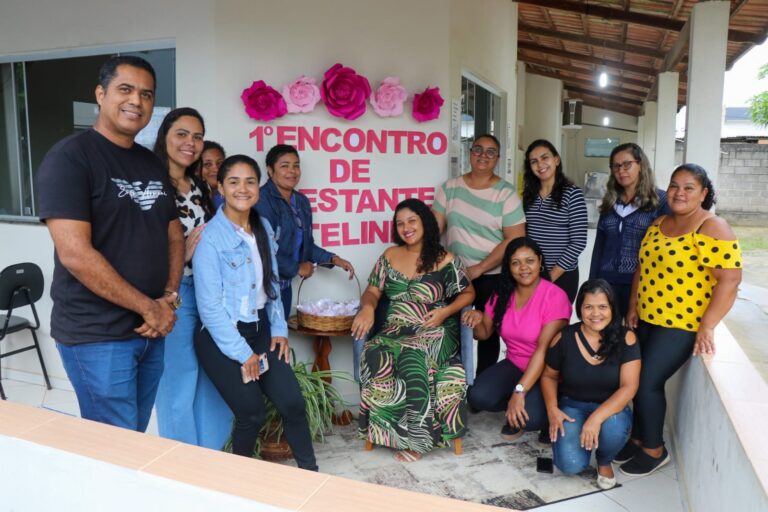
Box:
[259,352,269,374]
[536,456,553,474]
[241,353,270,384]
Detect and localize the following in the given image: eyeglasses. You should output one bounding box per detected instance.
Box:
[611,160,639,172]
[470,145,499,159]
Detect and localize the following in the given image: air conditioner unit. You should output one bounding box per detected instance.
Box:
[562,99,583,129]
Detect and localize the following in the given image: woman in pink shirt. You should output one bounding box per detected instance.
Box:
[463,237,571,441]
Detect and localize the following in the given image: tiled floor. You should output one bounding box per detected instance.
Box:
[1,378,687,511]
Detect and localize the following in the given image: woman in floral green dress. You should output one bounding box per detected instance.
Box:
[351,199,475,462]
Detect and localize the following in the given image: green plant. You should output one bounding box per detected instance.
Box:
[224,350,352,457]
[748,63,768,127]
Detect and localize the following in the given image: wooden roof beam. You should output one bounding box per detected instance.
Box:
[515,0,764,43]
[565,85,644,106]
[518,41,656,76]
[518,23,665,59]
[525,66,648,98]
[661,20,690,72]
[568,94,640,117]
[519,55,653,89]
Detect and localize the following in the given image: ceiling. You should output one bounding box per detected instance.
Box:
[517,0,768,117]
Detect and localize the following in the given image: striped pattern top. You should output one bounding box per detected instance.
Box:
[433,176,525,275]
[524,184,588,272]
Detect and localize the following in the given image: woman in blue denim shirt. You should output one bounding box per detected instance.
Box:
[256,144,354,317]
[541,280,640,490]
[193,155,317,470]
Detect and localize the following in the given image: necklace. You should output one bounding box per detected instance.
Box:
[577,328,603,361]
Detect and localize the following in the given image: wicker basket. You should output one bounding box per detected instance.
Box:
[296,263,361,332]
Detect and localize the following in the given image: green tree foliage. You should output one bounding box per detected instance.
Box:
[748,63,768,127]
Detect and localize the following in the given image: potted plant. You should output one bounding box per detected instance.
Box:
[225,350,352,460]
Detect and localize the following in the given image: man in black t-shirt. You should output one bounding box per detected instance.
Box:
[36,56,184,432]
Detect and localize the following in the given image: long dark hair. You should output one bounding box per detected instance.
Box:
[153,107,214,216]
[391,199,446,274]
[600,142,660,213]
[217,155,277,300]
[575,279,626,363]
[522,139,573,209]
[671,163,717,211]
[492,237,550,331]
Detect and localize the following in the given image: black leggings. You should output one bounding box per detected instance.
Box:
[467,359,547,432]
[195,310,317,470]
[552,267,579,304]
[632,320,695,449]
[473,274,501,377]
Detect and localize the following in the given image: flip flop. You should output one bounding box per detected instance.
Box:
[393,450,422,463]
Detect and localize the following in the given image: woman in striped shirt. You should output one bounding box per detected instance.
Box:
[523,139,588,304]
[433,134,526,377]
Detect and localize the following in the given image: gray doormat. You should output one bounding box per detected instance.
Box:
[280,411,607,509]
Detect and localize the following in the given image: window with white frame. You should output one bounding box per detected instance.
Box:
[0,48,175,220]
[460,75,503,175]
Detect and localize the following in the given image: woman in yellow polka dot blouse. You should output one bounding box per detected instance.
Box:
[619,163,742,477]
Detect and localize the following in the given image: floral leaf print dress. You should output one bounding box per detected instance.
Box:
[358,255,470,453]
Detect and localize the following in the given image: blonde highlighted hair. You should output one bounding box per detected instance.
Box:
[599,142,660,214]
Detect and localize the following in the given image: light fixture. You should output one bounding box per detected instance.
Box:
[603,116,610,126]
[598,71,608,88]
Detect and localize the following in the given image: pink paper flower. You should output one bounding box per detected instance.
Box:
[241,80,287,121]
[320,63,371,121]
[282,75,321,114]
[412,86,444,123]
[370,77,408,117]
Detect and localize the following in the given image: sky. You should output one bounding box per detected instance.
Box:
[675,40,768,136]
[723,40,768,106]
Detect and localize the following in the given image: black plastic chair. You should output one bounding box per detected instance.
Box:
[0,263,52,400]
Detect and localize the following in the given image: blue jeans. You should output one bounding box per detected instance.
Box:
[155,276,233,448]
[552,397,632,474]
[56,336,165,432]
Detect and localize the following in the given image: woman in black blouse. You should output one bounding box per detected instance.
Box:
[541,279,641,489]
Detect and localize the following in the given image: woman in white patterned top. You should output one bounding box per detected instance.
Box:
[152,108,233,449]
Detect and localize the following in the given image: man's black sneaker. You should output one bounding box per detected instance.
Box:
[537,429,552,447]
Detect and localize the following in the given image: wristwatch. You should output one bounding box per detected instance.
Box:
[164,289,182,311]
[514,384,526,395]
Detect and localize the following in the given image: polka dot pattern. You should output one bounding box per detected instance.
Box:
[637,225,742,332]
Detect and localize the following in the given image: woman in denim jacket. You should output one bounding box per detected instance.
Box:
[193,154,317,470]
[256,144,354,317]
[589,143,668,318]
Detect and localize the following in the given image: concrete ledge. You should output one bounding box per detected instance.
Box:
[0,400,504,511]
[667,322,768,512]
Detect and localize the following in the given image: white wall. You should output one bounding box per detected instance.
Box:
[0,0,520,404]
[522,73,563,154]
[562,105,638,186]
[449,0,518,182]
[666,324,768,512]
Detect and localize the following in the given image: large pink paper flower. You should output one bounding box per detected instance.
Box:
[282,75,321,114]
[370,77,408,117]
[241,80,287,121]
[412,86,444,123]
[320,63,371,120]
